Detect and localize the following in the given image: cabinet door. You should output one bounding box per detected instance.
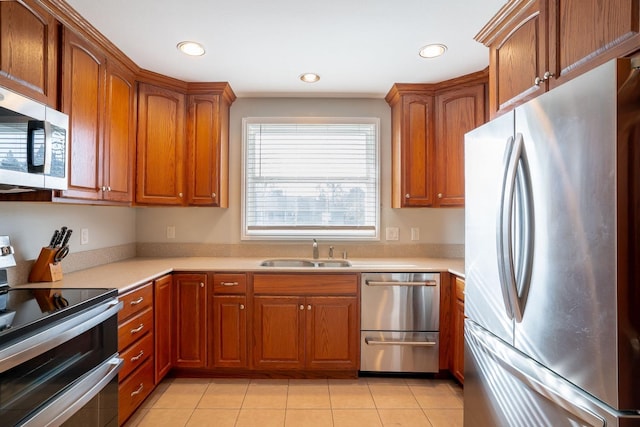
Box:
[548,0,640,89]
[252,296,305,370]
[154,274,173,383]
[435,84,486,207]
[451,276,465,384]
[212,295,247,368]
[187,94,223,206]
[489,0,546,116]
[136,83,186,205]
[174,273,207,368]
[399,94,435,207]
[305,296,358,370]
[0,0,57,106]
[59,29,105,201]
[102,61,135,203]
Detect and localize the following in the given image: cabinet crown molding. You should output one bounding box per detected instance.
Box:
[474,0,538,46]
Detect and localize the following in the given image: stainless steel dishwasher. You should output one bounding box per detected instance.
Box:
[360,272,440,373]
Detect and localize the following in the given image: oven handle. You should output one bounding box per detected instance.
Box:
[0,299,122,373]
[364,280,437,287]
[21,356,123,427]
[364,338,437,346]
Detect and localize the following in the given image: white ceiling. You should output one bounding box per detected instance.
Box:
[65,0,505,98]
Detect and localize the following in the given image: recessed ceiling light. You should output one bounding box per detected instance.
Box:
[300,73,320,83]
[418,44,447,58]
[177,41,205,56]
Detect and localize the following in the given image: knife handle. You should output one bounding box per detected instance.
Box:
[60,229,73,248]
[49,230,59,247]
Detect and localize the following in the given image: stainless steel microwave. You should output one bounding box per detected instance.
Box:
[0,86,68,192]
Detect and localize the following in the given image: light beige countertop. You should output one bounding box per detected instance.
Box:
[13,256,465,294]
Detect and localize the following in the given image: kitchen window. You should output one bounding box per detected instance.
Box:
[242,117,379,240]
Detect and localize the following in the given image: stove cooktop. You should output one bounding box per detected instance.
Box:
[0,287,117,346]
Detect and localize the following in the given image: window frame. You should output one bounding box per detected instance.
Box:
[241,116,380,241]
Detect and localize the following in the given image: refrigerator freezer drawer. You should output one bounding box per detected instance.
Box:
[360,331,439,373]
[465,320,640,427]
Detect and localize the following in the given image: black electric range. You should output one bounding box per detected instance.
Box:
[0,282,118,347]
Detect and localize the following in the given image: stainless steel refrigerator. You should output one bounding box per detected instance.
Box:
[464,58,640,426]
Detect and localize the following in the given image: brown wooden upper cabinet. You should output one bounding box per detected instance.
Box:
[386,72,487,208]
[0,0,58,106]
[58,28,136,203]
[477,0,640,117]
[136,82,235,206]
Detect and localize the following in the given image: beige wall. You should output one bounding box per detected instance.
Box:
[135,97,465,246]
[0,203,136,262]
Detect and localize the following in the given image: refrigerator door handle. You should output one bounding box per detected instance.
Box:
[497,135,516,320]
[498,133,534,323]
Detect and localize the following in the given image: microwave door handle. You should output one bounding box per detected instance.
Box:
[27,120,45,173]
[497,135,516,320]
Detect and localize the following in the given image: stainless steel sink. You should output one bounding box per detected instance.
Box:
[259,258,351,268]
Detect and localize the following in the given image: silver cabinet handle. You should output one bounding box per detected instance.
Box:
[437,193,443,199]
[212,192,216,198]
[130,350,144,362]
[100,185,107,192]
[131,383,144,397]
[405,193,410,199]
[221,281,239,287]
[299,305,304,310]
[534,76,543,86]
[307,305,312,310]
[240,304,245,310]
[200,282,205,288]
[130,296,144,306]
[131,324,144,334]
[365,338,436,346]
[365,280,437,287]
[178,192,183,198]
[543,71,555,80]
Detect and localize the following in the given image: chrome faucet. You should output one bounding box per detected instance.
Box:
[312,239,319,259]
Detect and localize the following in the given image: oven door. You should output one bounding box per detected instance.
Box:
[0,299,121,426]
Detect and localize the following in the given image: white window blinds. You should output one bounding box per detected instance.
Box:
[242,118,379,240]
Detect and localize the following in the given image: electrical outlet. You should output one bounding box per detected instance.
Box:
[411,227,420,241]
[166,225,176,239]
[80,228,89,245]
[385,227,399,241]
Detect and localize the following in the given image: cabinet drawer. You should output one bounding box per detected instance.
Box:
[119,283,153,321]
[213,273,247,294]
[119,358,154,425]
[119,332,154,381]
[118,307,154,352]
[253,274,358,295]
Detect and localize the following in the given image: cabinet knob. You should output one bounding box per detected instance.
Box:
[543,71,555,80]
[534,76,543,86]
[405,193,410,199]
[179,192,183,198]
[240,304,245,310]
[200,282,204,288]
[101,186,107,192]
[437,193,443,199]
[107,186,111,192]
[307,305,312,310]
[300,305,305,310]
[211,192,216,198]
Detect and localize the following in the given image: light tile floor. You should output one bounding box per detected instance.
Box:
[124,377,463,427]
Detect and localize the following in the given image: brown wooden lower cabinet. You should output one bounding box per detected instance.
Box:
[154,274,173,383]
[174,273,208,368]
[451,275,465,384]
[212,294,248,368]
[118,358,154,426]
[252,274,359,372]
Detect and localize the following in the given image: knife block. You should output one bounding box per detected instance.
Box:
[29,247,63,282]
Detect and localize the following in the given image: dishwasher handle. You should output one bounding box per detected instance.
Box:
[365,337,437,346]
[365,280,437,287]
